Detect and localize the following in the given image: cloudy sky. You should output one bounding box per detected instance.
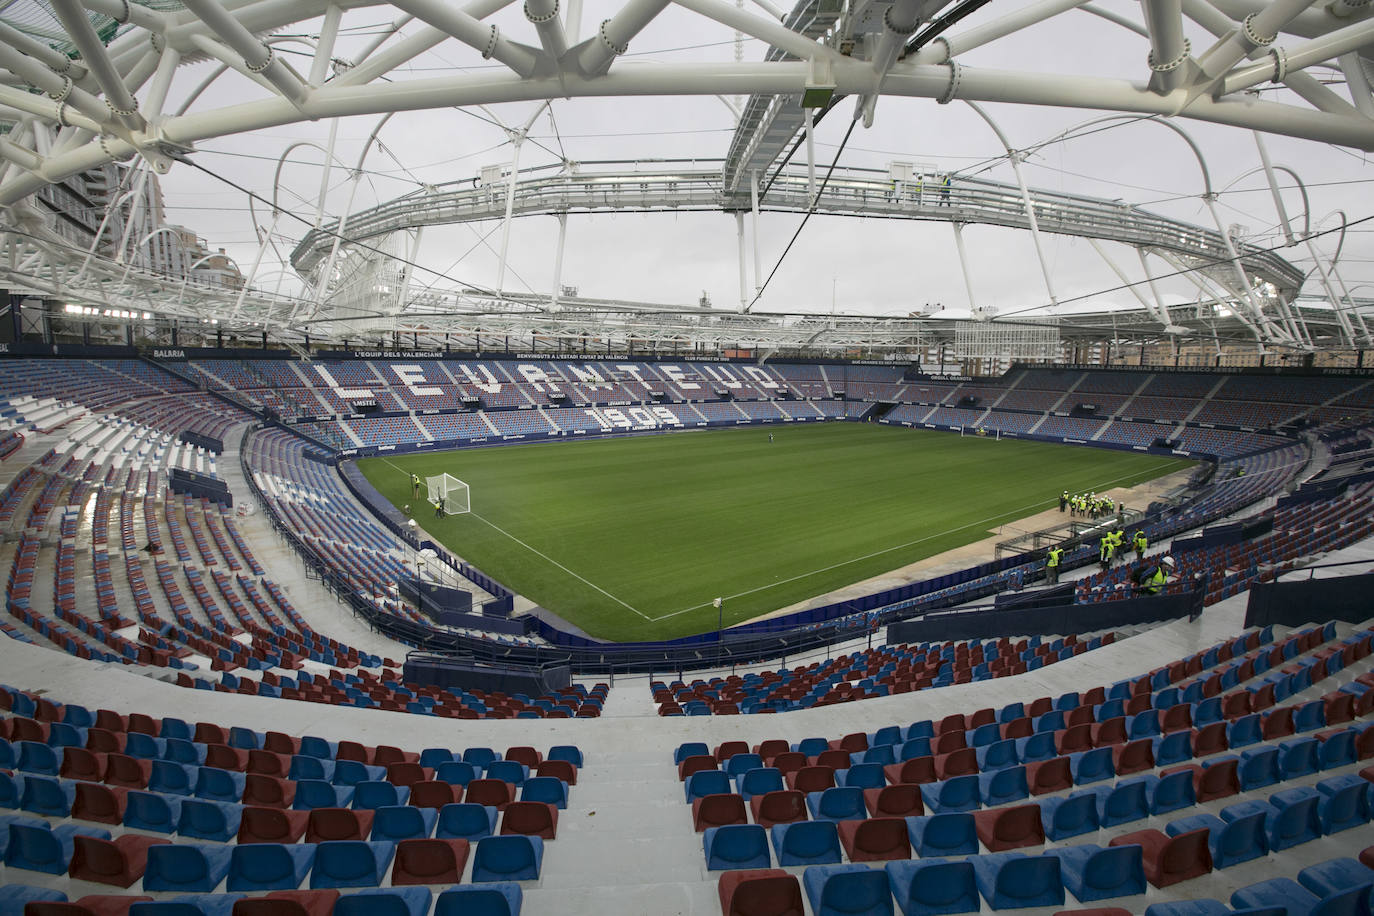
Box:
[150,0,1374,325]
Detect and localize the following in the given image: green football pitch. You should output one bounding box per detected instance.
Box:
[356,423,1193,642]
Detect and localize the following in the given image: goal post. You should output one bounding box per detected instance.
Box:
[425,474,470,515]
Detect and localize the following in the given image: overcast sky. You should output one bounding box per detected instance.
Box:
[152,0,1374,325]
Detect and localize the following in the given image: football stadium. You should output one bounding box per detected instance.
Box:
[1,0,1374,913]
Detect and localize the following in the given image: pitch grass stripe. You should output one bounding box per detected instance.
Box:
[467,511,652,621]
[382,457,650,620]
[649,463,1173,622]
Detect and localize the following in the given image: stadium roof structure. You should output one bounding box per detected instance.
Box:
[0,0,1372,357]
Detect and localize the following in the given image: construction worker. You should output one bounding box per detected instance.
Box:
[1110,528,1126,565]
[1059,490,1068,512]
[411,474,421,498]
[1099,532,1115,572]
[1046,546,1064,584]
[1132,530,1148,561]
[1134,555,1175,595]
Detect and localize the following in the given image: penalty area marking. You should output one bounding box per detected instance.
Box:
[380,458,650,621]
[650,463,1183,622]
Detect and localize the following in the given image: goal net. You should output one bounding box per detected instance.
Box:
[425,474,470,515]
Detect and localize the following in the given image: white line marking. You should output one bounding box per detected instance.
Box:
[377,457,649,619]
[650,464,1182,621]
[466,511,652,620]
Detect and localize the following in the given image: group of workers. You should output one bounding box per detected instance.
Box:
[1060,490,1120,519]
[1098,527,1150,570]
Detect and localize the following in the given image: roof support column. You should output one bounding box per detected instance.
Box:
[950,222,978,313]
[736,212,748,310]
[551,212,568,310]
[1141,0,1193,93]
[750,171,762,300]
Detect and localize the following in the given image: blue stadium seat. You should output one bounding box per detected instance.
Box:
[1298,859,1374,900]
[794,738,830,757]
[1093,778,1149,827]
[520,777,568,810]
[334,761,386,787]
[686,770,733,803]
[1070,748,1116,786]
[1054,843,1146,902]
[1232,877,1368,916]
[703,821,773,873]
[1238,746,1281,791]
[309,840,395,888]
[348,781,403,810]
[1318,730,1357,770]
[1039,790,1099,841]
[16,742,61,776]
[226,842,316,891]
[807,787,867,822]
[1228,715,1263,750]
[736,768,785,801]
[336,886,435,916]
[906,814,978,857]
[472,834,544,881]
[418,749,454,769]
[978,765,1027,807]
[1277,737,1320,779]
[0,885,67,916]
[149,761,197,796]
[292,780,355,811]
[124,791,183,834]
[486,761,529,786]
[1141,770,1196,815]
[1152,732,1192,767]
[1014,733,1057,764]
[802,862,894,916]
[975,739,1017,772]
[885,858,978,916]
[838,764,886,790]
[1265,787,1323,851]
[548,746,582,768]
[194,767,245,804]
[919,776,980,814]
[178,799,244,843]
[144,843,235,892]
[1167,810,1266,868]
[363,809,430,845]
[434,884,523,916]
[724,753,764,779]
[769,820,841,866]
[970,851,1065,909]
[1314,774,1370,835]
[19,775,73,817]
[436,803,498,841]
[289,756,336,782]
[164,739,207,767]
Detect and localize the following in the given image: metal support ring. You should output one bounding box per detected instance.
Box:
[1269,45,1287,83]
[47,75,73,103]
[1242,13,1276,47]
[246,45,274,73]
[55,100,70,128]
[149,31,165,53]
[937,60,961,104]
[481,24,500,59]
[1147,37,1191,72]
[883,5,919,35]
[599,19,628,56]
[99,134,134,162]
[113,0,131,23]
[524,0,559,24]
[106,96,139,117]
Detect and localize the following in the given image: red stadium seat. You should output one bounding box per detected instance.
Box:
[837,816,911,861]
[974,804,1046,851]
[392,838,470,886]
[694,794,749,831]
[718,868,805,916]
[1109,827,1211,888]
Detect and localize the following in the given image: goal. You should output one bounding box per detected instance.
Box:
[425,474,470,515]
